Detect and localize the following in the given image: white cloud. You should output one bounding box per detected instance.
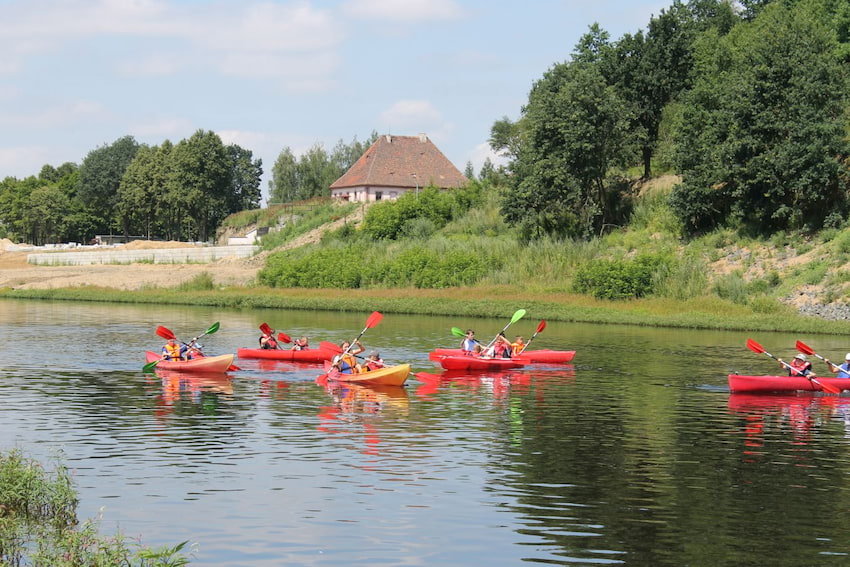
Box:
[0,145,55,178]
[129,116,196,139]
[378,99,446,132]
[0,101,109,130]
[342,0,463,21]
[0,1,345,82]
[466,141,508,174]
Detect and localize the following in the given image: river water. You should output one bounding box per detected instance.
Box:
[2,298,850,566]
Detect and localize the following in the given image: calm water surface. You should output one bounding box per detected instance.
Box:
[2,299,850,566]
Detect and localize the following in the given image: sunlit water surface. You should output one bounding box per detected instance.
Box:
[2,299,850,565]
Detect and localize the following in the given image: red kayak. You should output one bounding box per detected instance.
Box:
[236,347,335,362]
[145,351,234,373]
[728,374,850,393]
[437,355,525,371]
[429,348,575,364]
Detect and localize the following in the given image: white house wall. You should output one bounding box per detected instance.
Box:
[331,186,405,202]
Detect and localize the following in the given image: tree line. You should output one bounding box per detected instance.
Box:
[0,130,263,245]
[493,0,850,240]
[0,129,383,245]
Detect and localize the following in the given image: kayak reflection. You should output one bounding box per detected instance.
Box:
[728,394,850,456]
[152,368,234,417]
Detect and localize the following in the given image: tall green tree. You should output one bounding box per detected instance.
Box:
[670,1,850,234]
[77,135,140,234]
[269,133,376,204]
[25,184,70,245]
[117,144,166,239]
[269,147,298,205]
[225,144,263,212]
[501,60,634,239]
[167,130,231,241]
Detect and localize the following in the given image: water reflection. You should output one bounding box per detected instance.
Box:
[10,299,850,565]
[728,393,850,451]
[150,368,234,418]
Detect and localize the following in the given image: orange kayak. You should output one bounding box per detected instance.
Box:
[145,351,234,373]
[323,363,411,386]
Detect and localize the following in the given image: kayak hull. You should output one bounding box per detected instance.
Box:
[145,351,234,373]
[429,348,575,363]
[326,363,411,386]
[437,355,525,371]
[728,374,850,393]
[237,347,335,362]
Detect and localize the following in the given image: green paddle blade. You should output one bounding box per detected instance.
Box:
[206,322,220,335]
[142,360,159,373]
[510,309,527,324]
[451,327,465,337]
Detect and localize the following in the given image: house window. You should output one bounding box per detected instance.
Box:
[375,191,382,201]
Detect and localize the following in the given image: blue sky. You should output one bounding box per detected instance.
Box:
[0,0,669,202]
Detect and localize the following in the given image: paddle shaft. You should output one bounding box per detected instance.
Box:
[519,320,546,354]
[485,309,527,349]
[796,340,841,372]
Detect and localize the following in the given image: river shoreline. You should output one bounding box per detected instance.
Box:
[3,283,850,335]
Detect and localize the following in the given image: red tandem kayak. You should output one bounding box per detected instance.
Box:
[728,374,850,393]
[236,347,336,362]
[145,351,234,373]
[437,355,526,371]
[429,348,575,364]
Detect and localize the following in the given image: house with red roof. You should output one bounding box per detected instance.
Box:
[329,134,468,202]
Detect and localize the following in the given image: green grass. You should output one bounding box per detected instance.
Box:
[0,448,192,566]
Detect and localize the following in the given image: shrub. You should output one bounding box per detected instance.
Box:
[175,272,215,291]
[712,271,748,304]
[380,247,490,288]
[259,247,362,288]
[572,254,667,300]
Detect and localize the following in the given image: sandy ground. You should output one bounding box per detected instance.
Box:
[0,209,363,291]
[0,242,262,290]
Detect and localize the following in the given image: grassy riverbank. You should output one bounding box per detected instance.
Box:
[4,283,850,335]
[6,177,850,336]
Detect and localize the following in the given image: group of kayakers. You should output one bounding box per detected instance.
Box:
[329,339,385,374]
[778,352,850,378]
[259,327,309,351]
[460,329,526,358]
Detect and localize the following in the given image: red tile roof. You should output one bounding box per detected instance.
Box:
[330,134,468,190]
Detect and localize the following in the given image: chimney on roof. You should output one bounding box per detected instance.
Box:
[418,133,427,142]
[385,135,392,143]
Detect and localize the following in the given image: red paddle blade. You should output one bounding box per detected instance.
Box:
[156,326,176,340]
[277,332,292,343]
[536,320,546,333]
[818,379,841,394]
[320,341,343,353]
[795,340,815,356]
[746,338,764,354]
[259,322,272,335]
[366,311,383,328]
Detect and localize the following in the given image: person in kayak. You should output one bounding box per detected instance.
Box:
[259,328,279,350]
[824,353,850,378]
[185,342,204,360]
[483,333,513,358]
[364,351,385,371]
[161,338,184,361]
[511,336,525,356]
[779,353,815,377]
[332,339,364,374]
[461,329,477,353]
[292,336,309,350]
